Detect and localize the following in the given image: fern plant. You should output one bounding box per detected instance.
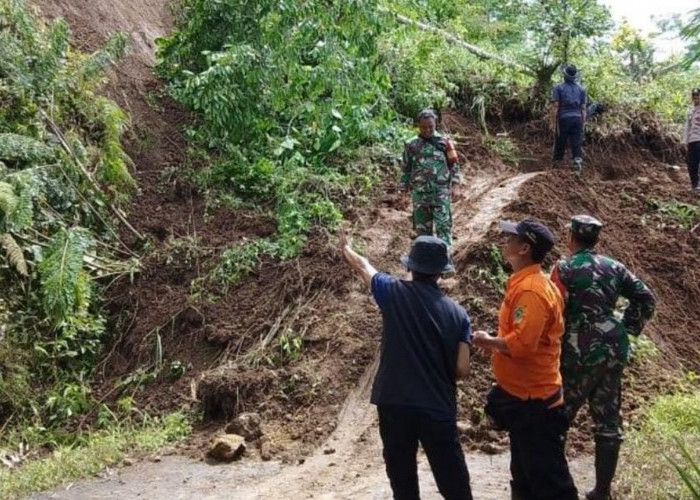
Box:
[38,227,94,326]
[0,0,140,434]
[90,97,136,198]
[0,134,54,164]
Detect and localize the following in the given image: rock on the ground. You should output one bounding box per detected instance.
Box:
[481,443,500,455]
[208,434,246,462]
[456,421,471,435]
[226,412,263,441]
[260,441,272,461]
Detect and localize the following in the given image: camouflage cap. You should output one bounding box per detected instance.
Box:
[567,214,603,238]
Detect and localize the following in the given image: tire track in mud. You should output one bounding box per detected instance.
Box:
[234,172,543,499]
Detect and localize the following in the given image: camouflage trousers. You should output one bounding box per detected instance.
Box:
[412,195,452,246]
[562,356,624,441]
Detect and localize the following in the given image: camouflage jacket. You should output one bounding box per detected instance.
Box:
[401,133,460,202]
[551,249,656,367]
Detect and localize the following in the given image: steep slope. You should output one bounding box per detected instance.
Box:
[33,0,699,470]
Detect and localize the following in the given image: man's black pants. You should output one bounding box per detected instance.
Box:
[508,404,578,500]
[553,116,583,162]
[687,140,700,189]
[378,406,473,500]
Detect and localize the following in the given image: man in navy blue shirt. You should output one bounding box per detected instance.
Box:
[551,64,587,174]
[339,231,473,499]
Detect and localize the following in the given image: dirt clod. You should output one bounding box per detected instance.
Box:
[207,435,246,462]
[225,412,262,441]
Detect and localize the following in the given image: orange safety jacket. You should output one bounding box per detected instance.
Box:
[491,264,565,405]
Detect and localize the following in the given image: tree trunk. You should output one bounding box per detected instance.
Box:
[379,7,536,77]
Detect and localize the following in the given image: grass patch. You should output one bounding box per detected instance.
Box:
[618,391,700,499]
[0,412,191,500]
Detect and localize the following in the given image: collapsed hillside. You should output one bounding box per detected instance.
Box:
[106,111,699,461]
[30,0,700,465]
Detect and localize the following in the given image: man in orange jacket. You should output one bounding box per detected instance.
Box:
[473,218,577,500]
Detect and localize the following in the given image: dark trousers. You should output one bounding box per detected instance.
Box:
[378,407,473,500]
[687,141,700,189]
[553,116,583,162]
[508,404,578,500]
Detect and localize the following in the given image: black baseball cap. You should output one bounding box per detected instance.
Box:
[400,235,454,275]
[499,218,555,255]
[692,88,700,96]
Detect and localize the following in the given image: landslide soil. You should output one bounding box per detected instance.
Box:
[34,0,700,473]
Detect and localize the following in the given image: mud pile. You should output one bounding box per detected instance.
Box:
[34,0,699,463]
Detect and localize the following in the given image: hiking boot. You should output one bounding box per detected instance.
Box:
[573,157,583,175]
[585,438,621,500]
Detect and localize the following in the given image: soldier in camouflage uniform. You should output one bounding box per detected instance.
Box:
[400,109,462,246]
[551,215,656,500]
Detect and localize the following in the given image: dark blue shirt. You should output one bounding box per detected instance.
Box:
[370,273,471,420]
[552,81,587,119]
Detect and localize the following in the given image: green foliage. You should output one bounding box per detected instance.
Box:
[0,180,18,216]
[482,134,520,165]
[645,198,700,230]
[90,98,136,199]
[681,7,700,69]
[645,392,700,434]
[628,334,660,363]
[487,243,508,293]
[619,391,700,499]
[0,0,137,438]
[72,32,129,87]
[659,201,700,230]
[611,22,656,81]
[668,438,700,499]
[38,227,93,326]
[278,330,303,362]
[521,0,613,73]
[158,0,391,256]
[0,411,191,500]
[0,134,54,163]
[207,238,279,291]
[45,381,92,423]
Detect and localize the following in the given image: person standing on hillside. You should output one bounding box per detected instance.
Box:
[473,218,578,500]
[551,64,587,174]
[400,109,462,247]
[551,215,656,500]
[683,87,700,193]
[339,232,473,500]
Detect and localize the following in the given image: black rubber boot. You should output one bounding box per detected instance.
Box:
[585,438,621,500]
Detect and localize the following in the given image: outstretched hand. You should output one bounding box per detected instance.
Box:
[337,227,377,287]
